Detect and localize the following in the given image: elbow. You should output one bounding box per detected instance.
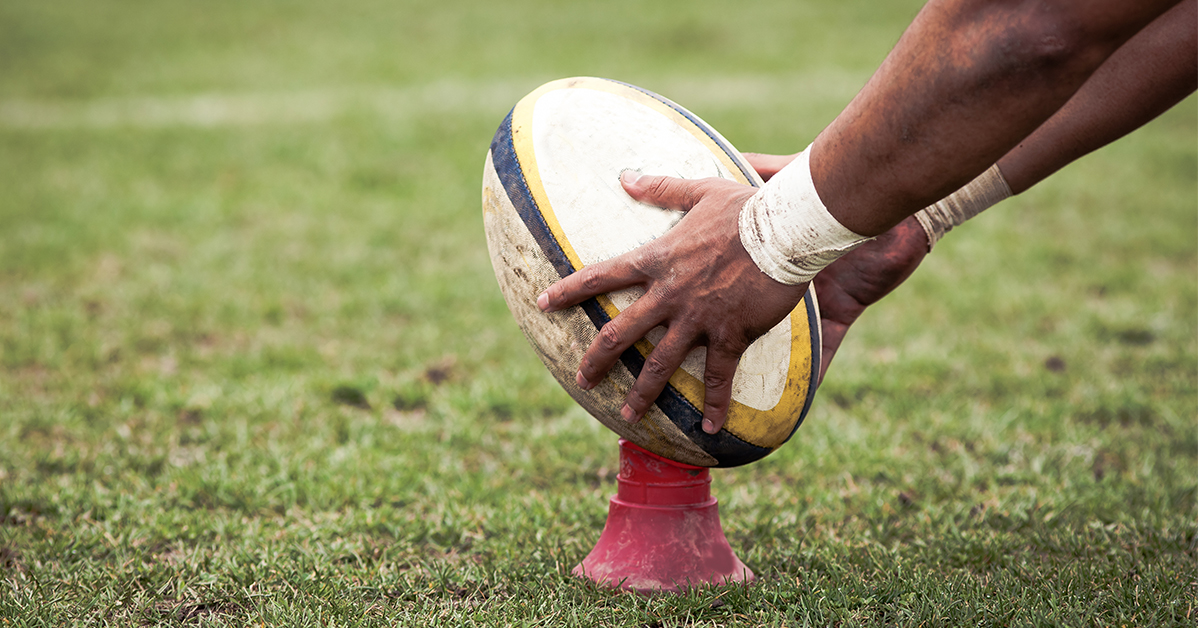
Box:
[984,9,1117,80]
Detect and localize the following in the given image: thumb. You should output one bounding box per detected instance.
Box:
[620,170,704,212]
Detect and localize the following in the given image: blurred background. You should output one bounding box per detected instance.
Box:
[1,0,1195,624]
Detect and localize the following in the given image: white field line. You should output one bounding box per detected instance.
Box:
[0,73,866,130]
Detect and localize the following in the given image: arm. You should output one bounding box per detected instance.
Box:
[813,0,1179,236]
[540,0,1184,434]
[779,0,1197,382]
[997,0,1197,194]
[745,0,1197,193]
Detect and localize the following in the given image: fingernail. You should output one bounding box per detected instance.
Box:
[576,370,592,390]
[621,404,637,422]
[620,170,640,186]
[702,418,717,434]
[537,291,550,312]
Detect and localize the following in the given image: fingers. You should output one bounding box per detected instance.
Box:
[808,216,930,388]
[699,345,741,434]
[576,296,666,391]
[538,254,641,313]
[620,170,707,212]
[620,329,694,424]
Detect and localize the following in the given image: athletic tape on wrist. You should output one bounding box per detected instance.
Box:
[914,164,1012,251]
[738,146,871,285]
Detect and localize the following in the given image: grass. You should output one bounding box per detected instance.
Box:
[0,0,1195,625]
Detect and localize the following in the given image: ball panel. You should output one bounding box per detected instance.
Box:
[611,79,763,187]
[485,77,823,466]
[533,89,694,266]
[516,78,821,453]
[510,77,759,275]
[515,80,808,424]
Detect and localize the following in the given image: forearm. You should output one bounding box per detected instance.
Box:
[998,0,1198,194]
[916,0,1197,245]
[811,0,1181,236]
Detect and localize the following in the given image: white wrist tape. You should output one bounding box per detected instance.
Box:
[738,146,871,285]
[914,164,1012,250]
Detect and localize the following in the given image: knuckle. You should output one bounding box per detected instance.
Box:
[707,328,749,355]
[597,323,623,352]
[580,266,604,292]
[642,355,673,380]
[703,370,731,391]
[644,176,673,200]
[656,278,683,302]
[704,329,733,352]
[634,244,667,273]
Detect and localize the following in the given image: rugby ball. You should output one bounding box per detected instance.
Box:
[482,77,820,467]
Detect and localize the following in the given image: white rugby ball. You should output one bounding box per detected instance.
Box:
[482,77,820,467]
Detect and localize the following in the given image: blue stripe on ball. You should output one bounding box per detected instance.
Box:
[489,111,575,279]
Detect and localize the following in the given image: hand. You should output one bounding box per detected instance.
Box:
[810,216,929,382]
[743,152,929,384]
[537,171,809,434]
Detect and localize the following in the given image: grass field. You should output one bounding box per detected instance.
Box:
[1,1,1196,626]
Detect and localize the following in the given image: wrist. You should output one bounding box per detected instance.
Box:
[738,146,872,285]
[913,164,1012,251]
